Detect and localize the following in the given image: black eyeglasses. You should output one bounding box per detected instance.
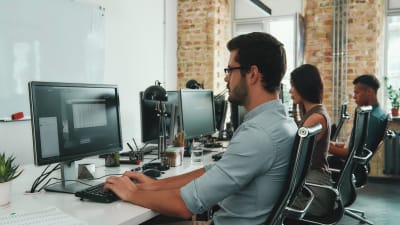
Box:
[224,66,249,75]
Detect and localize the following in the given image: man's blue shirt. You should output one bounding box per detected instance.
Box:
[180,100,297,225]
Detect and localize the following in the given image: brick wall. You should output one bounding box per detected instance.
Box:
[304,0,386,176]
[177,0,231,94]
[177,0,385,139]
[303,0,385,139]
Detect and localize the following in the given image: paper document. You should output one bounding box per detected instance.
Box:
[0,207,88,225]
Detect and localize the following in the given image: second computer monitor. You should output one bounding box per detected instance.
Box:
[140,91,181,144]
[179,89,216,140]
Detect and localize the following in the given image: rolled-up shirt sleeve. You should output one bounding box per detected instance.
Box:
[180,163,241,214]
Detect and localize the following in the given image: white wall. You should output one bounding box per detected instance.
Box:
[0,0,177,165]
[0,0,299,165]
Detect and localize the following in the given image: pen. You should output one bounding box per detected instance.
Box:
[127,143,134,151]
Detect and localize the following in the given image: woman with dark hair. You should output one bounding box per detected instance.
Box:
[288,64,334,217]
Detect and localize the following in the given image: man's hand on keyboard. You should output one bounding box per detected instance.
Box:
[124,171,157,186]
[104,175,139,202]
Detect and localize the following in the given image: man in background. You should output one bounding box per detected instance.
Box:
[329,74,387,186]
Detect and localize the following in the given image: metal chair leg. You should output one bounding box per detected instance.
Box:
[345,208,373,225]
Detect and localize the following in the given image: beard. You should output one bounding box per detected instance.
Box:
[228,77,248,106]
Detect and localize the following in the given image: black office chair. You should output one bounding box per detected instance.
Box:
[353,115,388,190]
[330,103,350,142]
[345,111,390,225]
[284,188,343,225]
[265,124,322,225]
[334,106,373,224]
[284,106,372,225]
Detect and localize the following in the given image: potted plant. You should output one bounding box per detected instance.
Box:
[384,77,400,117]
[0,153,23,206]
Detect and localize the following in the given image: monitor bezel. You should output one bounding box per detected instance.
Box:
[29,81,123,166]
[179,89,216,140]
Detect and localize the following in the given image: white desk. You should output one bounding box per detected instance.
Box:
[0,150,222,225]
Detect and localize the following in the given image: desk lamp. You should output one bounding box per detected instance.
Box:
[143,80,168,160]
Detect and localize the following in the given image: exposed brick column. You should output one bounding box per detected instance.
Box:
[177,0,231,93]
[303,0,334,115]
[303,0,384,131]
[304,0,385,176]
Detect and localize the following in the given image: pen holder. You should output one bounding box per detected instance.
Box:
[105,152,120,167]
[165,146,184,167]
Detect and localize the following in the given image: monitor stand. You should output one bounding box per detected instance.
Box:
[44,161,100,194]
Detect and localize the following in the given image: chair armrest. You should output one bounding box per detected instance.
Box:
[285,186,315,219]
[386,129,396,138]
[354,147,372,164]
[305,182,340,199]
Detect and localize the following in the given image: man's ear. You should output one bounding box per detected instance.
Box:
[248,65,260,84]
[366,87,374,96]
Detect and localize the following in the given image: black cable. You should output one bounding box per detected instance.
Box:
[38,173,124,192]
[32,166,60,192]
[90,173,123,180]
[31,164,51,192]
[38,178,91,192]
[30,164,61,193]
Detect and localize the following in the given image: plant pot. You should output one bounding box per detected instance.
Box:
[392,108,399,117]
[0,181,11,206]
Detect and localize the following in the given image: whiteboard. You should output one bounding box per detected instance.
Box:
[0,0,105,121]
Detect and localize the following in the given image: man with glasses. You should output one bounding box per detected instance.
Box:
[104,32,297,225]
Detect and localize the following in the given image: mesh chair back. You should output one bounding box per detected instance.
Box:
[336,106,371,207]
[265,124,322,225]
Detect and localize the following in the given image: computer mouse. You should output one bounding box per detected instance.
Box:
[142,168,161,178]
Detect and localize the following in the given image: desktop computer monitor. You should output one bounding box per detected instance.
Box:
[179,89,216,140]
[140,91,181,145]
[230,103,247,131]
[231,84,285,131]
[214,95,228,138]
[29,81,123,193]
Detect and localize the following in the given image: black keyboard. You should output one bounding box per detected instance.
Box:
[75,183,119,203]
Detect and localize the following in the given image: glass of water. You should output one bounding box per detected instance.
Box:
[190,148,204,165]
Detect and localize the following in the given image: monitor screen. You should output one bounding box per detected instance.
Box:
[29,81,122,193]
[231,84,283,131]
[214,96,228,132]
[230,103,247,131]
[180,89,216,140]
[140,91,181,145]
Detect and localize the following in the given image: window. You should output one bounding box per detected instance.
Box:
[233,14,304,110]
[385,6,400,110]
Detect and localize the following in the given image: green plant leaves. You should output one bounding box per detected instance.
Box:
[0,153,23,183]
[385,77,400,109]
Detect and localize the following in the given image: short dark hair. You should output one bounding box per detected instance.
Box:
[353,74,380,93]
[290,64,323,104]
[227,32,287,93]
